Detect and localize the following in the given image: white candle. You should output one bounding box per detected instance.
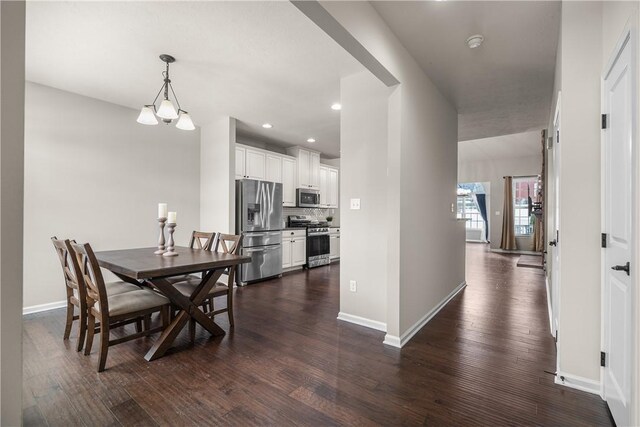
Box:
[167,211,177,224]
[158,203,168,219]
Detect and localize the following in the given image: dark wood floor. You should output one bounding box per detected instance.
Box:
[23,244,612,426]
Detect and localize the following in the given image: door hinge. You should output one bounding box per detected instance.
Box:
[602,233,607,248]
[601,351,606,367]
[602,114,608,129]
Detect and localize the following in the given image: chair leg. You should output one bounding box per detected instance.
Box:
[97,318,110,372]
[135,318,142,333]
[63,301,74,340]
[227,290,234,328]
[161,306,169,329]
[209,297,214,318]
[76,307,87,352]
[189,319,196,343]
[84,314,96,356]
[143,314,151,332]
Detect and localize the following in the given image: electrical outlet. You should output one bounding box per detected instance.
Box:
[349,280,357,292]
[495,211,500,216]
[451,203,455,213]
[350,198,361,210]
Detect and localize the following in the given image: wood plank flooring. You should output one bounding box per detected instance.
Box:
[23,244,612,426]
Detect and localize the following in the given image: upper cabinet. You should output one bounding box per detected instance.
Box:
[235,144,297,207]
[319,164,339,208]
[286,147,320,190]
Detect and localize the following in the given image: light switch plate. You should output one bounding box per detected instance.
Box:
[451,203,455,213]
[495,211,500,216]
[350,198,361,210]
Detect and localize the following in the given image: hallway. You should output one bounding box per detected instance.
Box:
[23,245,611,425]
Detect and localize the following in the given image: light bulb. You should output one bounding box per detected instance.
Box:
[156,99,179,120]
[136,106,158,125]
[176,111,195,131]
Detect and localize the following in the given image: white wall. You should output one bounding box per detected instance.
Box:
[200,116,235,234]
[458,133,543,250]
[1,1,25,423]
[300,1,465,345]
[339,70,390,328]
[23,82,201,309]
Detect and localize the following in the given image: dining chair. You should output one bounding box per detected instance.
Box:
[173,233,243,340]
[165,231,217,285]
[71,242,171,372]
[51,236,142,352]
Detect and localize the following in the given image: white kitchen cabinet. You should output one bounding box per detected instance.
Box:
[282,237,292,268]
[235,146,246,179]
[282,230,306,269]
[282,157,296,207]
[328,167,339,208]
[287,147,320,190]
[265,154,282,183]
[330,235,340,260]
[319,166,329,207]
[291,238,306,266]
[245,148,266,180]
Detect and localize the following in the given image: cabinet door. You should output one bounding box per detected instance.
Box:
[319,166,328,207]
[329,235,338,259]
[265,154,282,183]
[245,148,266,180]
[329,168,339,208]
[309,152,321,189]
[297,149,310,188]
[282,157,296,207]
[291,238,306,266]
[282,239,292,268]
[235,146,246,179]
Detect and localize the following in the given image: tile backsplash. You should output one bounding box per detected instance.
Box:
[283,207,339,226]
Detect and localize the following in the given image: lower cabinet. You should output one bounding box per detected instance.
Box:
[282,230,306,269]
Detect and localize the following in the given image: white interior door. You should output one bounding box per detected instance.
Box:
[551,94,561,340]
[603,32,634,427]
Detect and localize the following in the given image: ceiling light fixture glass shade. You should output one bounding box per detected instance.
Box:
[176,111,195,131]
[136,105,158,125]
[137,54,195,130]
[156,99,179,120]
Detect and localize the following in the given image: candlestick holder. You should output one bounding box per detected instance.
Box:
[163,223,178,257]
[154,217,167,255]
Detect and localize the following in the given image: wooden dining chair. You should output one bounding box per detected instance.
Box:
[52,237,142,352]
[165,231,217,285]
[173,233,243,339]
[71,242,171,372]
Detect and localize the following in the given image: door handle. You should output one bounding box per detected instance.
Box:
[611,262,630,276]
[549,240,557,247]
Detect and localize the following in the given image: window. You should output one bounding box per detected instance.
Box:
[513,176,539,236]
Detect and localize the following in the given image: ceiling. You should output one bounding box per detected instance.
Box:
[26,1,363,158]
[372,1,561,141]
[458,130,542,163]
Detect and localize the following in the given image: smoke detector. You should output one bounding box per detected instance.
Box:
[466,34,484,49]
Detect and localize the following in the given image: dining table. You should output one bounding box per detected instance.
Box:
[94,246,251,361]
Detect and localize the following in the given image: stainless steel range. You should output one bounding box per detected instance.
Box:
[288,215,331,268]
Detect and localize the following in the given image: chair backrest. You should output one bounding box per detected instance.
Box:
[71,242,109,314]
[188,231,217,251]
[51,236,86,304]
[214,234,243,284]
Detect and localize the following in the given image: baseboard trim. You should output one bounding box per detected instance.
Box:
[337,312,387,332]
[545,276,553,336]
[23,300,67,316]
[555,372,601,396]
[383,281,467,348]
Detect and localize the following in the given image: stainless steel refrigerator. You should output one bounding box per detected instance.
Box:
[236,179,283,284]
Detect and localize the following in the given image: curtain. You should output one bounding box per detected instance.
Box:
[533,215,544,252]
[475,193,489,242]
[500,176,517,250]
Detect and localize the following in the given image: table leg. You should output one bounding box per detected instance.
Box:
[144,269,226,361]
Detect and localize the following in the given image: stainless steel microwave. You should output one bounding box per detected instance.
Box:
[296,188,320,208]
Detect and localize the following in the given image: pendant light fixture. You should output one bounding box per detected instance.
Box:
[136,54,195,130]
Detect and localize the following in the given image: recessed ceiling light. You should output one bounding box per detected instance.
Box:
[331,103,342,111]
[262,123,273,129]
[307,138,316,143]
[466,34,484,49]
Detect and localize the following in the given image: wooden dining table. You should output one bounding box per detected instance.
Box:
[95,246,251,361]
